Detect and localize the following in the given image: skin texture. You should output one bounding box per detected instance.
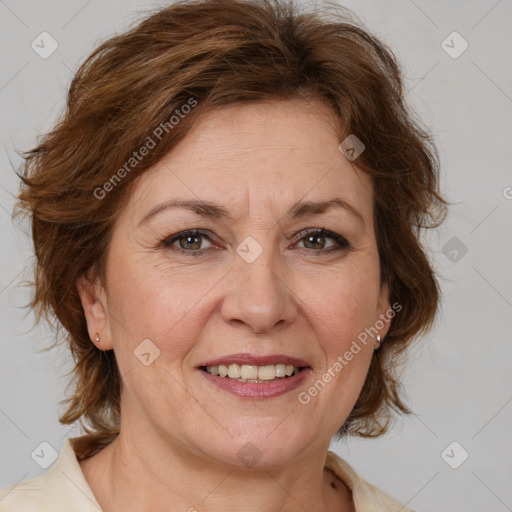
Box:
[77,99,391,512]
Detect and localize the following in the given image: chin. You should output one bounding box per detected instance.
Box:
[190,425,316,470]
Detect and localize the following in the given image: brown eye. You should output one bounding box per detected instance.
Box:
[178,234,203,250]
[302,233,327,250]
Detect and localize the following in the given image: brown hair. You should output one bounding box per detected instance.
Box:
[15,0,448,459]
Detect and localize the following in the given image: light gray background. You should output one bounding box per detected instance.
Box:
[1,1,511,511]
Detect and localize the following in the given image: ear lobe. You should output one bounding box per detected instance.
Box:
[76,272,113,350]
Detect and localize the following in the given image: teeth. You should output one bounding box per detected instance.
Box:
[275,364,286,377]
[205,363,301,381]
[227,364,240,379]
[257,365,275,380]
[240,364,258,380]
[208,366,220,376]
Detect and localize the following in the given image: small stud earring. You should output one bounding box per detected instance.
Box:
[95,332,100,343]
[375,334,382,349]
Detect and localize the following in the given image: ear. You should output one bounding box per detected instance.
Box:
[375,281,393,343]
[76,270,113,350]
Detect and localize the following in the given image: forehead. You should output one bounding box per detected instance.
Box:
[124,100,373,223]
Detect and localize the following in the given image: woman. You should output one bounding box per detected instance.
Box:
[0,0,447,510]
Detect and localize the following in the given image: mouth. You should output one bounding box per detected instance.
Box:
[197,354,311,399]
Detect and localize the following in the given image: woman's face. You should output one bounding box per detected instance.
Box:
[82,99,391,468]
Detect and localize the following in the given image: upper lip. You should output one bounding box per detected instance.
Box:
[198,353,310,368]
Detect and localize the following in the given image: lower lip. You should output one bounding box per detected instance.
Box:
[199,368,312,399]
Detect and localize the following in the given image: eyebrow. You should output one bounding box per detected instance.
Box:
[138,197,365,227]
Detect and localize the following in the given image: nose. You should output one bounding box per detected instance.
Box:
[220,246,298,333]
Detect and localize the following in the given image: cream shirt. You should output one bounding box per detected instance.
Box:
[0,439,414,511]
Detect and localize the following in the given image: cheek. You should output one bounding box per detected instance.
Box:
[299,261,380,415]
[105,254,220,360]
[296,275,377,437]
[303,263,380,346]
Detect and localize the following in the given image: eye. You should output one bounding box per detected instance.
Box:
[294,228,349,253]
[161,229,216,254]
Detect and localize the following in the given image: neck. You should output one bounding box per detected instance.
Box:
[79,426,353,512]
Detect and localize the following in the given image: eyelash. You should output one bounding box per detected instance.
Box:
[160,228,350,256]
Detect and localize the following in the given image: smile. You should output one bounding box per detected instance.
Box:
[197,353,312,398]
